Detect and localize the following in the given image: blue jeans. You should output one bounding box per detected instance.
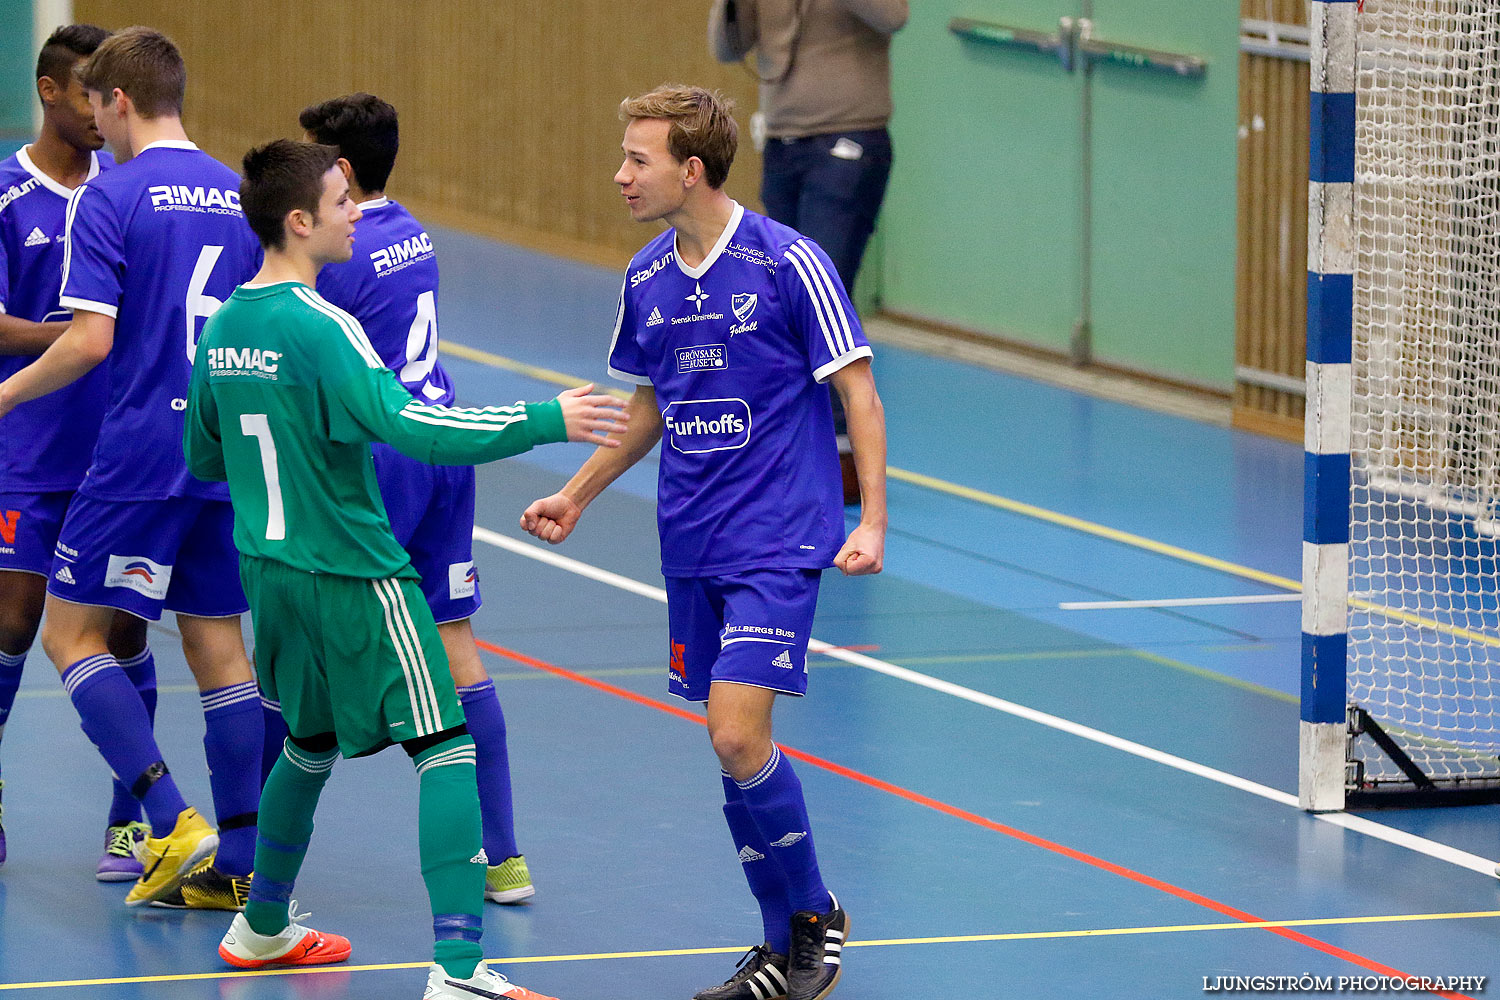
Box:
[760,128,893,297]
[761,128,892,443]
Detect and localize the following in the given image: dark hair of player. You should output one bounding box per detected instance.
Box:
[74,25,186,119]
[298,93,400,195]
[240,139,342,252]
[36,24,110,86]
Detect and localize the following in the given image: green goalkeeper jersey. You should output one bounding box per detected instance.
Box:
[183,281,565,578]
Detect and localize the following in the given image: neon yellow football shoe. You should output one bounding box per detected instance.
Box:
[124,807,217,907]
[484,855,535,904]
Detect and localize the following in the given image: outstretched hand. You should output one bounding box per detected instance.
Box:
[557,384,628,446]
[520,492,582,545]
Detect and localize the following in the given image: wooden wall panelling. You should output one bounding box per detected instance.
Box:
[74,2,765,268]
[1234,0,1310,440]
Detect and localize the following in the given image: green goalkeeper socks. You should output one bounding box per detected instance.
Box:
[415,736,486,980]
[244,740,337,937]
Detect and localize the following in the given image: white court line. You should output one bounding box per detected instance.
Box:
[1060,594,1304,610]
[472,526,1497,878]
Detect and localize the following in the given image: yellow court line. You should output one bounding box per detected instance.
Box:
[6,911,1496,992]
[439,341,1500,649]
[884,466,1303,591]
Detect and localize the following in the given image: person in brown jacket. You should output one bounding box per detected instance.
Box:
[710,0,907,506]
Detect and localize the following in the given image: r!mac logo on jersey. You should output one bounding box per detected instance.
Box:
[204,346,280,377]
[661,398,751,454]
[147,185,241,214]
[371,232,434,275]
[105,554,172,601]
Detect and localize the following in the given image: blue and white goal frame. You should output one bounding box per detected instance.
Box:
[1300,0,1357,813]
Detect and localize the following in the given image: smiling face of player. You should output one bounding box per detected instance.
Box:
[305,165,362,266]
[615,117,694,225]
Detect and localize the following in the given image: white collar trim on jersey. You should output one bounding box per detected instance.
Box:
[137,139,199,153]
[357,197,391,211]
[674,200,743,280]
[15,144,103,198]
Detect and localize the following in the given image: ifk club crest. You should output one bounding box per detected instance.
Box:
[731,293,757,324]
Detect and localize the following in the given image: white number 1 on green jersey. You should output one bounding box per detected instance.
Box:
[239,413,286,540]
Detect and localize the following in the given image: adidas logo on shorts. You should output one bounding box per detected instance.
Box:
[772,650,794,670]
[469,849,488,865]
[738,845,765,863]
[24,227,49,248]
[771,831,807,848]
[54,566,76,585]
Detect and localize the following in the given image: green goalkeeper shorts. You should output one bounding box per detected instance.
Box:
[240,555,463,758]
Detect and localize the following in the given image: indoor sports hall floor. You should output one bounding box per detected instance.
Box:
[1,226,1498,999]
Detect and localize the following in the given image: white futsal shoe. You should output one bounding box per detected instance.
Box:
[423,961,560,999]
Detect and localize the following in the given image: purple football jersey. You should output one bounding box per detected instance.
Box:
[608,203,872,577]
[59,141,260,500]
[316,197,455,406]
[0,146,114,492]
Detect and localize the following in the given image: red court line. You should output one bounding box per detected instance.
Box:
[475,638,1475,999]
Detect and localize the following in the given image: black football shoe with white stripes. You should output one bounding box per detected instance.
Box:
[786,892,847,1000]
[693,943,789,1000]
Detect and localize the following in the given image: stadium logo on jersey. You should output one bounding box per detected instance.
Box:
[0,178,40,216]
[685,282,710,312]
[147,185,242,215]
[23,227,49,248]
[0,511,18,546]
[662,398,752,454]
[448,561,477,600]
[630,251,674,288]
[105,555,172,600]
[676,344,726,373]
[645,306,664,327]
[370,232,435,275]
[204,346,281,378]
[731,293,757,323]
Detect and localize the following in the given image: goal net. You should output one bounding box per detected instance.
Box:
[1346,0,1500,801]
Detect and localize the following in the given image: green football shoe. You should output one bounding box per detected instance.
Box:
[484,854,535,904]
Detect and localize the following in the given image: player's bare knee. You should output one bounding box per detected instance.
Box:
[0,608,41,657]
[38,616,87,668]
[105,612,150,660]
[177,614,252,687]
[0,575,46,655]
[709,723,770,778]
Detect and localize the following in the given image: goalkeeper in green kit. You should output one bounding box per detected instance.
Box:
[183,139,623,1000]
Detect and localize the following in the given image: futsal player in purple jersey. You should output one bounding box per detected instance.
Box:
[300,93,536,905]
[522,86,887,1000]
[0,24,163,881]
[0,27,264,911]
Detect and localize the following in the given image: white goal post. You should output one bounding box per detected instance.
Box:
[1302,0,1500,811]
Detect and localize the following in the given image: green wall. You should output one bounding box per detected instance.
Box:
[1,0,34,150]
[881,0,1240,390]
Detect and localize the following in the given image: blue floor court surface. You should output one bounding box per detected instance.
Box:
[0,225,1497,998]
